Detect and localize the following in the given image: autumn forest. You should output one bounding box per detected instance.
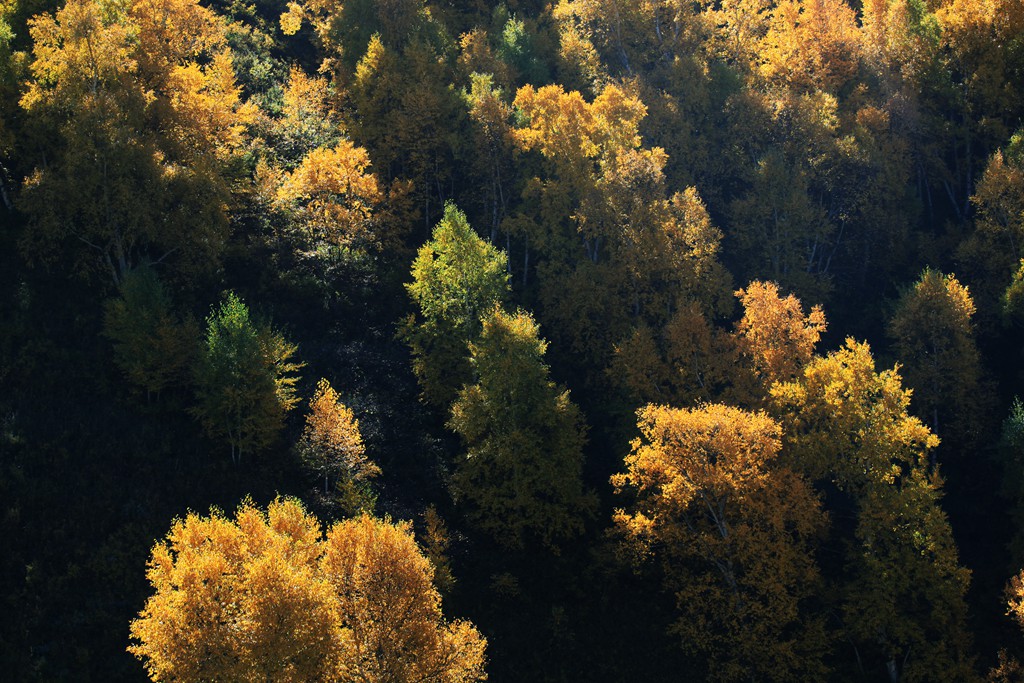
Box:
[2,0,1024,680]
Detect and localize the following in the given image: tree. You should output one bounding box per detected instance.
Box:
[612,403,829,682]
[1007,568,1024,636]
[966,137,1024,324]
[758,0,860,93]
[512,83,733,381]
[322,511,486,682]
[192,292,302,463]
[17,0,256,288]
[129,498,487,683]
[263,66,342,167]
[727,143,837,302]
[992,568,1024,682]
[734,280,826,392]
[771,339,977,682]
[449,307,594,549]
[997,398,1024,566]
[609,301,743,407]
[888,268,983,445]
[607,189,736,406]
[403,202,510,410]
[103,266,196,400]
[0,0,18,212]
[274,139,387,250]
[462,72,516,245]
[297,378,379,511]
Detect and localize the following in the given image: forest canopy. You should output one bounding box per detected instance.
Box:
[2,0,1024,680]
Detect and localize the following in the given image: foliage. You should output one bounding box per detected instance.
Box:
[613,403,829,682]
[274,139,387,250]
[18,0,253,286]
[103,266,196,399]
[772,339,976,681]
[449,307,594,549]
[403,202,510,410]
[297,378,379,512]
[128,498,488,682]
[734,280,826,390]
[888,268,983,444]
[193,292,302,462]
[6,0,1024,677]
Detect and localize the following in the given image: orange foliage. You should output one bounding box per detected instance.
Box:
[276,140,386,248]
[299,378,379,493]
[613,403,828,681]
[734,281,826,388]
[760,0,860,92]
[129,499,487,683]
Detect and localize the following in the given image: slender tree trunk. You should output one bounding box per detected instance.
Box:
[887,658,899,683]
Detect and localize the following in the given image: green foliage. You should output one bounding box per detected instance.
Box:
[449,307,594,549]
[403,202,510,409]
[1000,398,1024,566]
[496,14,548,85]
[192,292,302,462]
[103,266,196,399]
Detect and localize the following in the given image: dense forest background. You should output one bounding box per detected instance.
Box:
[3,0,1024,680]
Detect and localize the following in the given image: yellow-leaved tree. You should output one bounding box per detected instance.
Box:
[129,498,487,683]
[888,269,984,447]
[298,378,379,513]
[19,0,254,286]
[771,339,977,682]
[734,280,827,396]
[613,403,829,681]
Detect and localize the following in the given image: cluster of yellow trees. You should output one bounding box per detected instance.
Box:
[5,0,1024,679]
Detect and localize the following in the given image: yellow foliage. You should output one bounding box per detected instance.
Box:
[276,139,385,247]
[280,1,305,35]
[164,51,256,160]
[1009,570,1024,631]
[22,0,138,111]
[770,337,937,483]
[131,0,226,79]
[129,499,487,683]
[613,403,828,681]
[759,0,860,92]
[888,269,982,440]
[734,280,826,388]
[282,65,331,122]
[299,378,379,491]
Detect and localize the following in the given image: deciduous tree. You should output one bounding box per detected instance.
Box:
[18,0,253,286]
[771,339,977,682]
[103,266,196,400]
[298,378,379,511]
[129,498,487,683]
[734,280,826,391]
[888,268,983,445]
[449,307,594,549]
[192,292,302,463]
[402,202,510,410]
[613,403,829,682]
[275,139,387,250]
